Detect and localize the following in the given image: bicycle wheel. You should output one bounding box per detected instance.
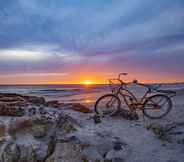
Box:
[143,94,172,119]
[94,94,121,116]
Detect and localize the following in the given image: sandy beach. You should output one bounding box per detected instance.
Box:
[0,84,183,162]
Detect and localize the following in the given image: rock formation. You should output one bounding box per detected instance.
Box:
[0,92,183,162]
[0,93,135,162]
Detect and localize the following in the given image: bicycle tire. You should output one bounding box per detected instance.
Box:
[143,94,172,119]
[94,94,121,116]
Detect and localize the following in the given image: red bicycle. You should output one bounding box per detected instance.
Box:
[95,73,176,119]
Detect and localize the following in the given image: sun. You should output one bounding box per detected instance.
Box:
[83,80,93,86]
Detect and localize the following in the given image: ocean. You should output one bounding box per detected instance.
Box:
[0,83,184,107]
[0,84,109,106]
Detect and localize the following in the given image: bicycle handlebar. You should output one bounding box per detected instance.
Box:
[108,78,123,85]
[118,73,128,80]
[108,73,128,85]
[108,73,177,96]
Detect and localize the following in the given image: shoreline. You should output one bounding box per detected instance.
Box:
[0,82,184,86]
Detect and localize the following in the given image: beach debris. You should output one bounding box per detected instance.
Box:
[0,123,6,137]
[93,114,102,124]
[105,140,130,162]
[71,103,92,113]
[115,109,139,120]
[147,122,184,143]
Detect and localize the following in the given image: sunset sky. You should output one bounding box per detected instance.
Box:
[0,0,184,84]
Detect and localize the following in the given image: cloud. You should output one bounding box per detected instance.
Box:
[0,72,68,78]
[97,7,184,49]
[0,0,184,82]
[0,0,183,51]
[0,50,48,61]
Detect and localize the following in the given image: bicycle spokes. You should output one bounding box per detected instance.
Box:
[95,94,120,116]
[143,95,172,119]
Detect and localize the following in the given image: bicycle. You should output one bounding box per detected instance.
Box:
[94,73,176,119]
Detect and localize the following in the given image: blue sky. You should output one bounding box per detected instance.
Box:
[0,0,184,83]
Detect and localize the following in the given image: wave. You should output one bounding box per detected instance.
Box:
[30,87,105,98]
[39,88,81,93]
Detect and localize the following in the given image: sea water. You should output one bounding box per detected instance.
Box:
[0,83,184,106]
[0,84,109,106]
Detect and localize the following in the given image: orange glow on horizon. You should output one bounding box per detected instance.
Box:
[0,70,184,85]
[82,80,93,85]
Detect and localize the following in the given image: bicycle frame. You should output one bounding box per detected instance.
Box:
[112,84,152,110]
[108,73,176,111]
[95,73,176,118]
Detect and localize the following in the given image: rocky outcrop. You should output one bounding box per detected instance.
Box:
[116,109,139,120]
[23,96,46,105]
[0,93,46,106]
[0,104,132,162]
[0,93,92,115]
[46,133,131,162]
[0,93,41,116]
[0,93,135,162]
[0,106,80,162]
[0,92,183,162]
[0,103,24,116]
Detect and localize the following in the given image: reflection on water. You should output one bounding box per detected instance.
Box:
[0,83,183,107]
[84,99,93,103]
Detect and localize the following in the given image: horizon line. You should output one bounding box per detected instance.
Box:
[0,81,184,86]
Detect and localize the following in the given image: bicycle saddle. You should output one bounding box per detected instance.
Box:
[157,89,176,94]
